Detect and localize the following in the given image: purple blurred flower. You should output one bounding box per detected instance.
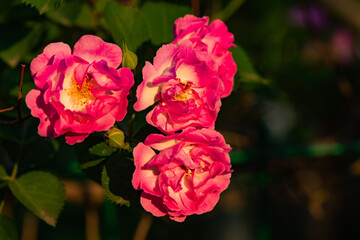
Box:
[289,5,328,30]
[289,7,307,27]
[307,6,328,30]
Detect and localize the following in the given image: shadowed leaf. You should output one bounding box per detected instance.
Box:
[0,25,42,68]
[101,166,130,206]
[78,158,106,170]
[103,1,149,51]
[21,0,63,14]
[141,2,192,46]
[0,165,8,180]
[0,215,18,240]
[89,142,115,157]
[46,1,96,29]
[231,45,256,74]
[9,171,65,227]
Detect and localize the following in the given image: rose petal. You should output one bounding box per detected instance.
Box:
[140,192,167,217]
[73,35,122,68]
[31,42,72,76]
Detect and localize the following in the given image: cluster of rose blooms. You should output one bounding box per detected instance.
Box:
[25,15,236,222]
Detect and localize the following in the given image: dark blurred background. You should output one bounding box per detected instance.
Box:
[2,0,360,239]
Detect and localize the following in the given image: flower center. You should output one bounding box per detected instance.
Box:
[184,167,192,176]
[172,81,194,102]
[173,89,194,102]
[61,74,96,112]
[182,162,207,178]
[180,164,193,177]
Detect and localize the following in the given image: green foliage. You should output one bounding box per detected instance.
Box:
[103,1,149,52]
[8,171,65,227]
[231,45,270,90]
[1,0,360,238]
[103,1,192,51]
[78,158,106,170]
[45,1,96,29]
[101,166,130,206]
[0,165,8,180]
[89,142,115,157]
[0,25,43,68]
[0,215,18,240]
[231,45,256,74]
[141,2,191,46]
[21,0,63,14]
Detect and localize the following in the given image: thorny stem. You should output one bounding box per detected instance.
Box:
[0,107,15,113]
[0,66,25,216]
[0,64,30,125]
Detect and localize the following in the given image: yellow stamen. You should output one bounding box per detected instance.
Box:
[61,75,96,111]
[183,167,193,177]
[173,88,194,102]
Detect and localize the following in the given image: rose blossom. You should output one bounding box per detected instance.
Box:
[173,14,237,98]
[133,42,222,134]
[132,128,232,222]
[26,35,134,144]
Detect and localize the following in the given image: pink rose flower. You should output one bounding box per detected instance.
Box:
[173,14,237,98]
[132,128,232,222]
[134,42,222,134]
[26,35,134,145]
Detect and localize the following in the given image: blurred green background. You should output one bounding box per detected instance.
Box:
[1,0,360,239]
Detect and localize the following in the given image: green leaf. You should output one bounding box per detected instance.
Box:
[230,45,256,74]
[121,41,138,70]
[0,24,43,68]
[230,45,270,90]
[9,171,65,227]
[21,0,63,15]
[94,0,112,13]
[238,72,270,85]
[78,158,106,169]
[46,1,96,29]
[103,1,149,51]
[104,152,138,205]
[0,164,9,188]
[89,142,115,157]
[141,2,192,46]
[0,165,8,180]
[0,215,18,240]
[101,166,130,206]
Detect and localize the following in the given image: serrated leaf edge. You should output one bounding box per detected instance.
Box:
[9,171,65,227]
[101,167,130,207]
